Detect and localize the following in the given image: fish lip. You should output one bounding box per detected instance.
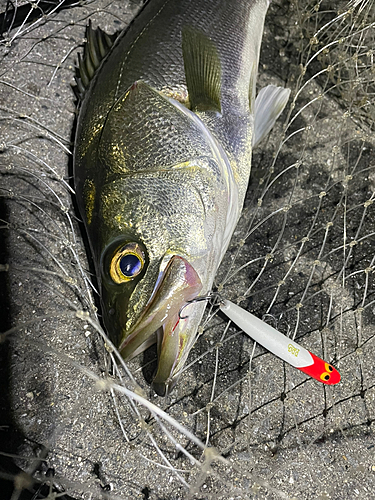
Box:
[118,255,202,388]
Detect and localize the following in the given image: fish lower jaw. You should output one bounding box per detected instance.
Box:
[118,314,188,397]
[118,329,157,361]
[118,254,203,394]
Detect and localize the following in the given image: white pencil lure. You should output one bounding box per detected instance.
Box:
[220,300,341,385]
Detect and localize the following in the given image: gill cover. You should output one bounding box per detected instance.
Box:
[98,80,216,174]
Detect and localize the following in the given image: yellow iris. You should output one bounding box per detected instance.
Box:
[109,243,145,284]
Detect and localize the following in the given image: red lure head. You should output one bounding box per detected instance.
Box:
[298,351,341,385]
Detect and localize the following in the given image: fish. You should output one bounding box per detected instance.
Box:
[73,0,290,396]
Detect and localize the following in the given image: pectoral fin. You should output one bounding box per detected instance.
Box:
[252,85,291,147]
[182,26,221,112]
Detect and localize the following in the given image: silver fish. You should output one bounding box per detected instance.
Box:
[74,0,290,395]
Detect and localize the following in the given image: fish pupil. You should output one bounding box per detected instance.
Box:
[120,254,141,277]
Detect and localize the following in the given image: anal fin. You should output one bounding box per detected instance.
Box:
[182,26,221,113]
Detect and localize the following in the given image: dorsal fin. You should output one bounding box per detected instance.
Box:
[75,20,118,99]
[181,26,221,113]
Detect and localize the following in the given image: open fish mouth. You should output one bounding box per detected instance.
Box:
[119,255,202,396]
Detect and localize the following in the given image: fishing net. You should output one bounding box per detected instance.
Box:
[1,0,374,498]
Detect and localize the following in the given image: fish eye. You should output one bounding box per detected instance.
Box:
[326,363,333,372]
[110,242,145,284]
[120,253,142,277]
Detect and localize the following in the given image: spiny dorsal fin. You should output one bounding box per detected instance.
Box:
[75,20,117,99]
[182,26,221,113]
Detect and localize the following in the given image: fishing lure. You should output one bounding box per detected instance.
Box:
[220,300,340,384]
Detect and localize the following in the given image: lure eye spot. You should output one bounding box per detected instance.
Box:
[320,372,331,382]
[110,242,145,284]
[324,362,334,373]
